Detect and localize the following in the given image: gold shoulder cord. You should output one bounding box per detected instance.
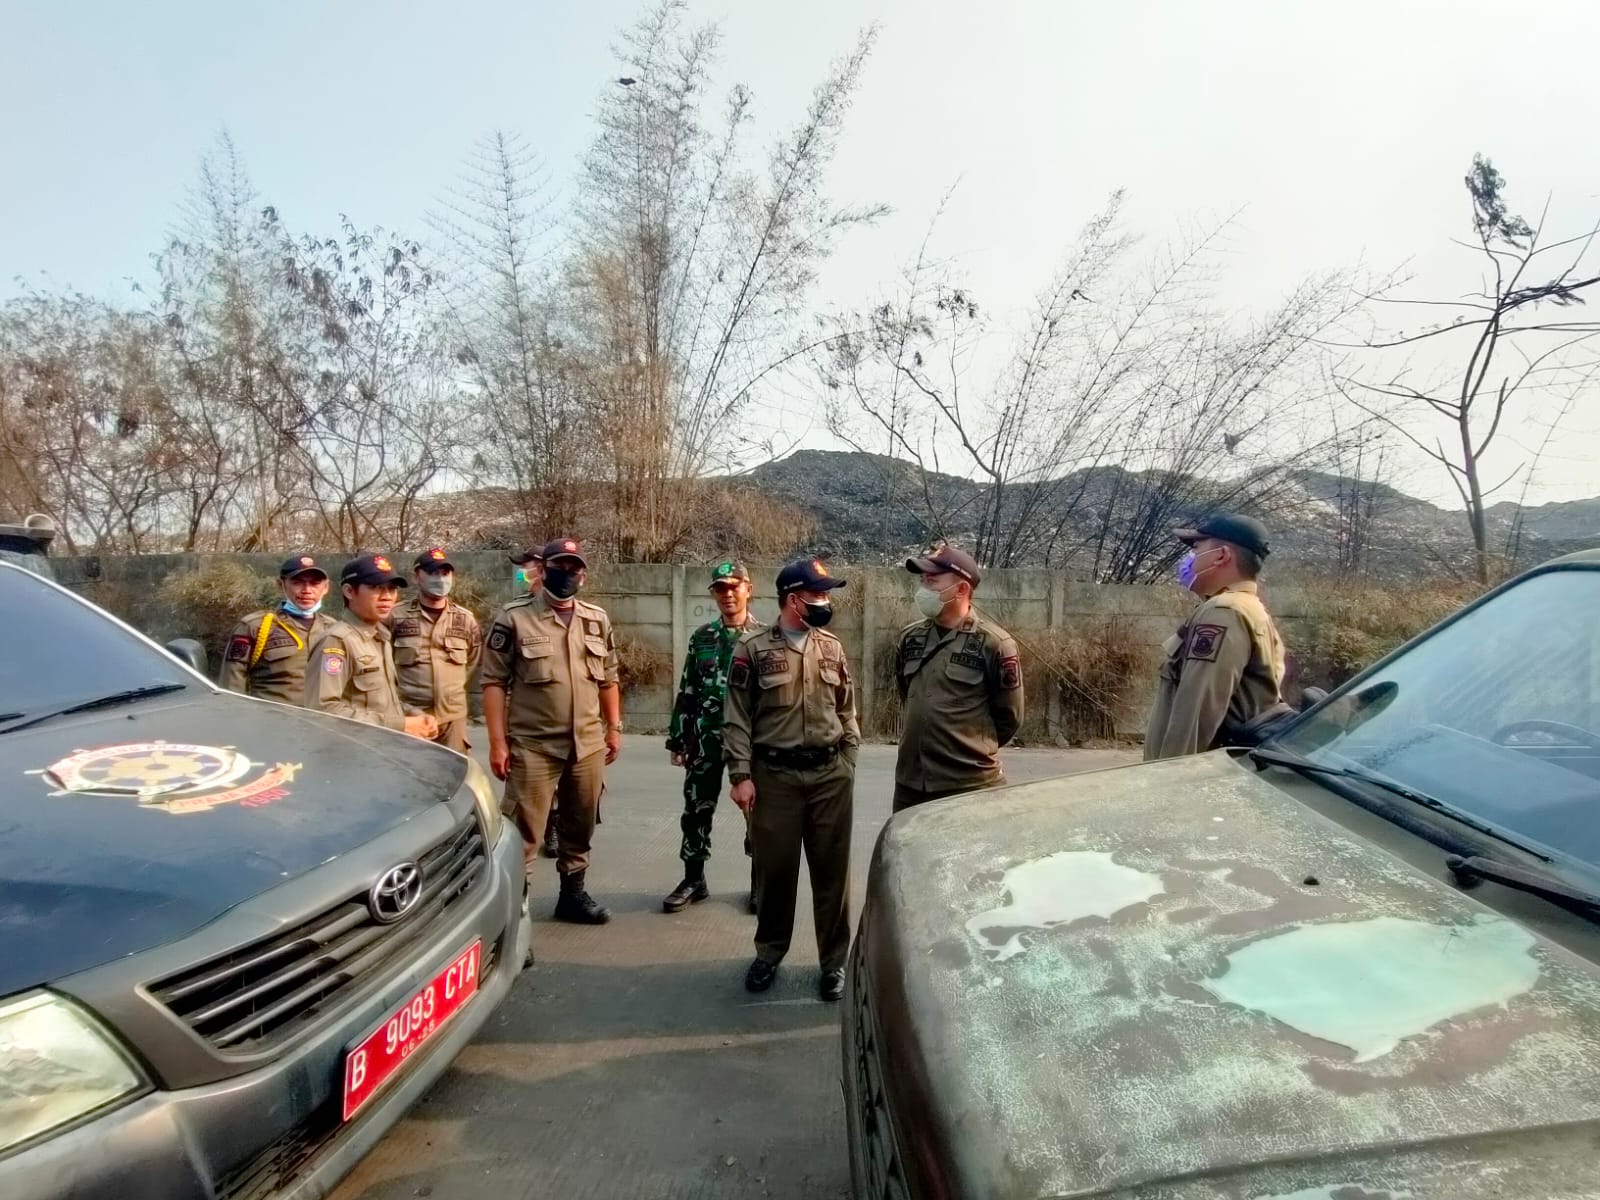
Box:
[248,613,306,667]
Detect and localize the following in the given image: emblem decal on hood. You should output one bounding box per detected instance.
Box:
[28,741,301,815]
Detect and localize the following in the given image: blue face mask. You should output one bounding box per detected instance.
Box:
[281,597,322,618]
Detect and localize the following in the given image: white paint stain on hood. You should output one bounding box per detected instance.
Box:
[1254,1188,1412,1200]
[966,850,1164,962]
[1205,915,1539,1062]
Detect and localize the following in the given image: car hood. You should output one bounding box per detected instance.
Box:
[0,691,467,996]
[862,752,1600,1199]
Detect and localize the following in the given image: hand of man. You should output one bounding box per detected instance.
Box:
[489,738,511,781]
[730,778,756,813]
[605,729,623,764]
[670,751,687,768]
[404,713,439,740]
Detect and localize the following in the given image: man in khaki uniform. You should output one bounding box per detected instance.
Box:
[725,558,859,1000]
[509,545,561,860]
[1145,513,1286,760]
[895,543,1025,812]
[304,555,440,737]
[482,538,622,925]
[218,555,332,702]
[390,547,482,753]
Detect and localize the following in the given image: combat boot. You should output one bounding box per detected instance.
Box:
[540,821,559,859]
[553,870,610,924]
[663,859,710,913]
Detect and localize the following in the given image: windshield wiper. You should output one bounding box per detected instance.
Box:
[1247,745,1543,856]
[1446,854,1600,912]
[0,683,188,734]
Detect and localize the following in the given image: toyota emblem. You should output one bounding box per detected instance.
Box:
[368,862,422,924]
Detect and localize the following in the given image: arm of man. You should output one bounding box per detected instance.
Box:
[1150,606,1250,759]
[302,633,382,725]
[894,627,911,703]
[216,618,255,694]
[665,637,699,761]
[465,608,484,682]
[480,612,516,779]
[600,615,623,763]
[836,648,862,768]
[989,634,1025,747]
[722,639,756,782]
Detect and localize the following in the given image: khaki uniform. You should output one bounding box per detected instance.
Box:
[218,608,330,703]
[893,613,1025,812]
[1144,580,1286,760]
[302,618,409,731]
[481,594,619,875]
[390,597,482,752]
[724,625,860,971]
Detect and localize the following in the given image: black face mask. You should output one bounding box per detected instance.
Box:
[543,567,580,600]
[799,599,833,628]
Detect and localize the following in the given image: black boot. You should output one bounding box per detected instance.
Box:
[541,820,559,859]
[663,860,709,913]
[553,870,610,924]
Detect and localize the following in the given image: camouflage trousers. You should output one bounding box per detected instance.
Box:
[680,757,753,864]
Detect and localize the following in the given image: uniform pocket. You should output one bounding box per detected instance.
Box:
[819,663,842,686]
[393,646,420,667]
[352,669,384,693]
[944,661,985,686]
[444,636,471,666]
[517,641,555,684]
[261,642,299,663]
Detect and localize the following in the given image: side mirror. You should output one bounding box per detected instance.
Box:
[166,638,208,676]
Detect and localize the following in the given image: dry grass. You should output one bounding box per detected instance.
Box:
[160,560,282,667]
[1287,579,1483,694]
[1020,618,1158,745]
[614,631,671,693]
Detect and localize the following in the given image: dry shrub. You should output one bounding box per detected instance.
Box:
[673,483,817,562]
[865,593,916,736]
[1023,617,1157,745]
[614,631,670,694]
[160,560,281,667]
[1289,580,1482,695]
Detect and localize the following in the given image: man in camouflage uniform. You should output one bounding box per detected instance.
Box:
[218,555,332,703]
[662,561,765,914]
[390,547,482,753]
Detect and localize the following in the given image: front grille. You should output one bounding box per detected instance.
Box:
[214,936,501,1200]
[849,938,912,1200]
[151,815,486,1052]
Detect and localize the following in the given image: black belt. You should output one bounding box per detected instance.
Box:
[755,743,840,769]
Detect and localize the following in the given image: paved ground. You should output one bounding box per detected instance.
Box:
[329,733,1136,1200]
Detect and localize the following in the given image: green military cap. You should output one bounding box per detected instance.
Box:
[709,560,750,588]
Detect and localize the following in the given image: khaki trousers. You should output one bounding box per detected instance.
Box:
[503,742,605,876]
[751,754,854,972]
[432,718,470,753]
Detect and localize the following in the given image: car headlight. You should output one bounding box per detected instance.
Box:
[0,991,147,1155]
[462,756,504,849]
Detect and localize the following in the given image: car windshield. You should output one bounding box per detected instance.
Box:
[1275,566,1600,867]
[0,566,191,722]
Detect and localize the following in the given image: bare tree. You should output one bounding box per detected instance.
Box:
[823,200,1370,577]
[1343,155,1600,583]
[569,0,885,560]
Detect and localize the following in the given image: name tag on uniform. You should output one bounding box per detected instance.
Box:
[757,649,788,676]
[394,619,422,638]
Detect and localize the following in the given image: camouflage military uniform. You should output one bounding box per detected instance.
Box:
[666,613,764,864]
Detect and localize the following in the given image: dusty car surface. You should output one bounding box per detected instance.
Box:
[844,549,1600,1200]
[0,563,532,1200]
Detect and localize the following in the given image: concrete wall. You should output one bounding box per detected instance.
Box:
[50,553,1333,740]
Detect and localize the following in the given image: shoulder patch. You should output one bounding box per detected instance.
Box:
[1187,624,1227,662]
[999,655,1022,690]
[487,625,512,653]
[322,651,345,675]
[730,657,751,688]
[226,635,251,663]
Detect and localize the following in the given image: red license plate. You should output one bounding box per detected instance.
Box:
[342,940,481,1121]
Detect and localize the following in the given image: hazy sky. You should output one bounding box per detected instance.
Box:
[4,0,1597,506]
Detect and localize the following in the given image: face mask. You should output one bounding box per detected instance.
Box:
[913,584,955,619]
[1177,548,1219,592]
[543,567,580,600]
[800,599,833,628]
[420,574,453,598]
[281,597,322,618]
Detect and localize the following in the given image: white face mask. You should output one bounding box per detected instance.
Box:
[914,581,958,619]
[419,574,453,598]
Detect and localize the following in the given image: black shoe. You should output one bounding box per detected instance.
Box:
[745,959,778,993]
[819,968,845,1002]
[553,888,611,924]
[540,829,559,858]
[662,878,710,913]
